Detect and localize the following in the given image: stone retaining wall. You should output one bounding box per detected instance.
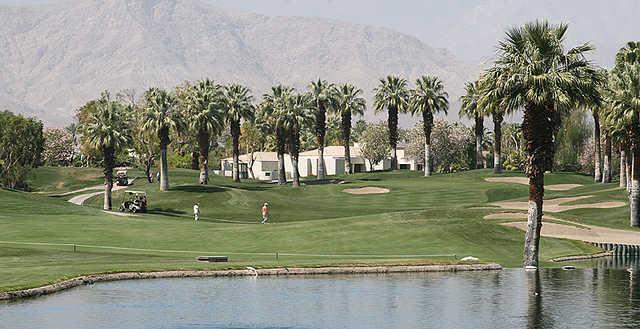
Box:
[0,263,502,301]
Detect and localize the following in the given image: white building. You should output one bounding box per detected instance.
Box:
[221,144,420,181]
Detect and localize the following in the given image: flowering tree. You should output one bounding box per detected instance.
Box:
[360,122,390,170]
[42,128,74,166]
[405,119,473,173]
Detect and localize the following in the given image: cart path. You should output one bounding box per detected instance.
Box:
[67,178,135,206]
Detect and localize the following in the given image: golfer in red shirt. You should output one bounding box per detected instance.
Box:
[261,202,269,224]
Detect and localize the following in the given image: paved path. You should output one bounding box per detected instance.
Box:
[67,178,135,206]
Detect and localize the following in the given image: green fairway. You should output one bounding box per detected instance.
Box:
[1,168,630,292]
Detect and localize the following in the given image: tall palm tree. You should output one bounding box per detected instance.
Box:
[180,79,224,185]
[602,133,612,183]
[223,84,255,183]
[261,85,293,185]
[608,42,640,226]
[592,108,603,182]
[374,75,409,170]
[83,92,131,210]
[411,75,449,176]
[333,83,366,174]
[488,21,602,267]
[309,79,335,180]
[478,70,509,173]
[276,93,313,187]
[141,87,183,192]
[459,81,484,170]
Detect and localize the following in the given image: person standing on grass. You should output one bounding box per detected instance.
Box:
[193,202,200,221]
[261,202,269,224]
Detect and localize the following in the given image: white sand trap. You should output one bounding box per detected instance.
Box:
[502,221,640,244]
[342,187,390,195]
[484,177,582,191]
[491,196,625,213]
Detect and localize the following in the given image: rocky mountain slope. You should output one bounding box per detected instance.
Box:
[0,0,474,126]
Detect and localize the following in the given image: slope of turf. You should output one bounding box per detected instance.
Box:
[1,168,626,292]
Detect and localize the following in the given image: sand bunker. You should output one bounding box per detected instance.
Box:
[502,221,640,244]
[342,187,390,195]
[484,177,582,191]
[483,212,559,221]
[491,196,625,213]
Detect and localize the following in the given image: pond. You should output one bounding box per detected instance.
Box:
[3,259,640,328]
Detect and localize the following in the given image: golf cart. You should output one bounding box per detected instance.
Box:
[116,170,129,186]
[118,191,148,213]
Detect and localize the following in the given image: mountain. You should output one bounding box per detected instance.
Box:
[0,0,475,126]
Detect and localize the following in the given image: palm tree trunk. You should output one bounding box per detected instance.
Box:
[290,130,301,187]
[620,148,627,189]
[159,146,169,192]
[159,128,170,192]
[631,149,640,227]
[593,112,602,182]
[316,103,327,180]
[231,121,241,183]
[248,151,256,180]
[522,104,553,268]
[475,114,484,169]
[317,146,326,179]
[102,146,115,210]
[389,106,399,170]
[341,112,352,174]
[144,157,153,183]
[197,130,210,185]
[424,141,431,176]
[602,135,612,183]
[344,143,351,174]
[493,111,503,173]
[277,127,286,185]
[627,150,633,193]
[423,110,433,176]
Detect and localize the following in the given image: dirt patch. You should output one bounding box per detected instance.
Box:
[491,196,625,213]
[342,187,390,195]
[502,221,640,244]
[484,177,582,191]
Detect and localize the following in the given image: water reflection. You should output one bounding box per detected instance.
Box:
[3,266,640,329]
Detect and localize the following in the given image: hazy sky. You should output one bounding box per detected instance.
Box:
[4,0,638,66]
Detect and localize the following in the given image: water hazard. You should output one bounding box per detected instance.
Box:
[3,258,640,328]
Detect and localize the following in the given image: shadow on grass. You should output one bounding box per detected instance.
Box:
[173,185,227,193]
[303,179,345,186]
[148,208,187,217]
[218,184,272,191]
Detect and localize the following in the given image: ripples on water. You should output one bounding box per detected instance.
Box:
[3,257,640,329]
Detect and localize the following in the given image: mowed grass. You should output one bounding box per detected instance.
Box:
[1,167,629,292]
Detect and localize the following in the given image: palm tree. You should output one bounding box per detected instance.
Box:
[180,79,224,185]
[478,70,509,173]
[608,42,640,226]
[333,83,366,174]
[83,92,131,210]
[309,79,335,180]
[410,75,449,176]
[261,85,294,185]
[141,87,183,192]
[592,107,603,182]
[374,75,409,170]
[276,93,314,187]
[488,21,602,267]
[459,81,484,170]
[223,84,255,183]
[602,133,612,183]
